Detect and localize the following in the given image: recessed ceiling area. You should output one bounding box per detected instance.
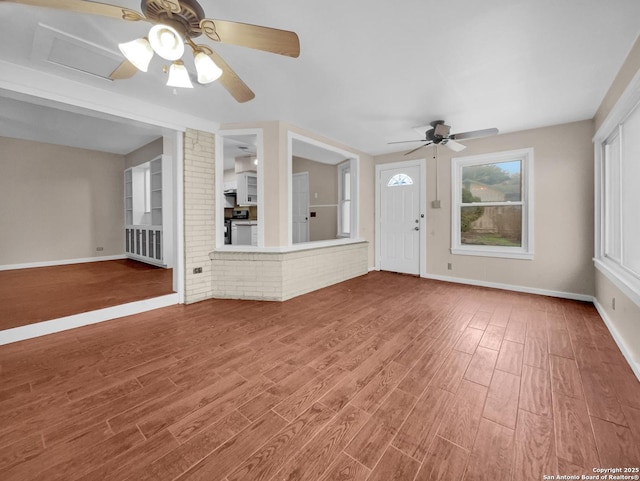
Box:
[292,138,350,165]
[222,133,256,170]
[0,90,165,155]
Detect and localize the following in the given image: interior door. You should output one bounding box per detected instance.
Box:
[292,172,309,243]
[379,165,421,275]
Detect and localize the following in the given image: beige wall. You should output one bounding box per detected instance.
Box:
[595,270,640,367]
[125,137,163,169]
[292,156,338,241]
[373,119,595,297]
[0,136,125,266]
[592,34,640,373]
[595,35,640,132]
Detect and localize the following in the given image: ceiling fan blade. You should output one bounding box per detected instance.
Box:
[388,139,427,144]
[403,142,431,156]
[109,59,138,80]
[449,127,499,141]
[443,139,466,152]
[200,19,300,58]
[197,45,255,103]
[0,0,147,21]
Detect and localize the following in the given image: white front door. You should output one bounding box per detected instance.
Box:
[379,165,421,275]
[292,172,309,243]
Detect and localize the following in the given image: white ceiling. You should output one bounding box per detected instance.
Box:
[0,0,639,156]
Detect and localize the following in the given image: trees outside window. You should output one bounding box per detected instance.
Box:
[452,148,534,259]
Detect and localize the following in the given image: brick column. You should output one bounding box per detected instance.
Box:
[183,129,215,303]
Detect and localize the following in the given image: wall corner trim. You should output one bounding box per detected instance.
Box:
[421,273,595,302]
[0,294,179,346]
[0,255,127,271]
[593,299,640,382]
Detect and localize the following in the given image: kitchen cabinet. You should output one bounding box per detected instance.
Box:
[237,172,257,206]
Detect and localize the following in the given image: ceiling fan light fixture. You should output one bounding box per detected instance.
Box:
[118,37,153,72]
[149,24,185,61]
[194,51,222,84]
[167,60,194,88]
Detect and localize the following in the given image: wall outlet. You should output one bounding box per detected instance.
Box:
[431,200,441,209]
[96,247,104,251]
[447,263,452,270]
[193,267,203,274]
[612,297,616,310]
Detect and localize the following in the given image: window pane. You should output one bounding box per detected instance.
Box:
[343,171,351,200]
[341,200,350,234]
[461,205,522,247]
[621,103,640,276]
[461,160,521,203]
[387,173,413,186]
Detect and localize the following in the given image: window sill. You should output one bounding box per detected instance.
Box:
[451,247,534,260]
[214,237,367,254]
[594,257,640,308]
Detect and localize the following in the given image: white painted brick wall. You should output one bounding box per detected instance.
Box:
[209,242,368,301]
[183,129,215,304]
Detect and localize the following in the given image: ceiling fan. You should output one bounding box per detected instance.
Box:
[389,120,499,155]
[1,0,300,102]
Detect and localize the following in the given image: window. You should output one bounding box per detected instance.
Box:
[452,148,534,259]
[598,99,640,291]
[387,173,413,186]
[338,161,351,237]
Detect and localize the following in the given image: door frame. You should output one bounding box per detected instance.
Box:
[375,158,427,277]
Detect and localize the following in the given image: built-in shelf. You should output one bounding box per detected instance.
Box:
[125,156,164,266]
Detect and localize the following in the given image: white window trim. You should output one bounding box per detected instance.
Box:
[593,68,640,307]
[451,148,534,260]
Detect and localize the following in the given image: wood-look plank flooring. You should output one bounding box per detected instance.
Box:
[0,259,174,330]
[1,271,639,481]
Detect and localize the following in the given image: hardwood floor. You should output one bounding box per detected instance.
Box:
[0,271,638,481]
[0,259,174,330]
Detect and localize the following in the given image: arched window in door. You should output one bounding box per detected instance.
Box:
[387,173,414,186]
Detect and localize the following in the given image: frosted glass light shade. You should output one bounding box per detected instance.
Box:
[149,24,184,61]
[167,61,193,88]
[118,37,153,72]
[194,51,222,84]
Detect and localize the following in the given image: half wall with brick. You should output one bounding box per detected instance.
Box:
[209,241,369,301]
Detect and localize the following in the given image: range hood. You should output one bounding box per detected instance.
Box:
[235,155,257,173]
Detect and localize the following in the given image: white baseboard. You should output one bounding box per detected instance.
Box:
[421,273,595,302]
[0,293,179,346]
[593,299,640,381]
[0,255,127,271]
